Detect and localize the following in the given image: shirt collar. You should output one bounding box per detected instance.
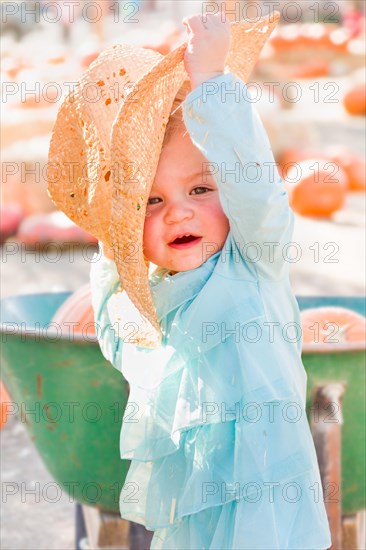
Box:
[149,251,221,321]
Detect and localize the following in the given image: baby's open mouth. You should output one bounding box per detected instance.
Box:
[171,235,199,244]
[168,234,202,247]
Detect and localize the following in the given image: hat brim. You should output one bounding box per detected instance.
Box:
[48,44,163,245]
[110,11,281,348]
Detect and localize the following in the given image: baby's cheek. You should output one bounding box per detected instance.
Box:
[211,200,229,223]
[143,215,158,250]
[143,216,152,248]
[212,205,230,241]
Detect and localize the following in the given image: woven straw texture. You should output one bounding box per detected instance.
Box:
[48,44,162,244]
[48,11,280,349]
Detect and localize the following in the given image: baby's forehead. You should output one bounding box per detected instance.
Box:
[150,165,215,193]
[152,127,213,190]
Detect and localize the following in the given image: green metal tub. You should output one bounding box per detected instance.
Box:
[1,292,129,514]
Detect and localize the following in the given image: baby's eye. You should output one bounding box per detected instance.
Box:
[191,186,210,195]
[147,197,161,205]
[147,187,211,206]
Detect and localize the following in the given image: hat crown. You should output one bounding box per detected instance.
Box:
[48,12,281,349]
[48,44,163,242]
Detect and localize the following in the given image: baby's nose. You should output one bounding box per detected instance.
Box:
[164,201,194,224]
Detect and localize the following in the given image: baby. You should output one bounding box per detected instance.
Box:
[143,16,231,276]
[91,13,332,550]
[102,15,231,275]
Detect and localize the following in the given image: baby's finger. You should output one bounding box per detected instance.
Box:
[182,17,192,33]
[182,19,191,38]
[205,13,231,29]
[183,14,207,34]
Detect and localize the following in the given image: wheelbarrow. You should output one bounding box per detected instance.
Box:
[0,291,153,549]
[297,296,365,550]
[1,293,365,549]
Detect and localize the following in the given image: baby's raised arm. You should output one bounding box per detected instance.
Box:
[182,14,294,281]
[183,14,231,89]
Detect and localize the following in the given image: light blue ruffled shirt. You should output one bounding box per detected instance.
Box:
[90,73,332,550]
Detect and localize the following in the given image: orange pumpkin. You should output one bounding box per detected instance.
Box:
[279,148,366,193]
[2,57,32,80]
[329,27,352,53]
[288,60,330,79]
[0,204,24,243]
[299,23,330,49]
[51,284,96,338]
[301,306,366,345]
[0,382,11,429]
[280,24,306,49]
[285,158,348,217]
[48,56,66,65]
[278,148,319,180]
[17,212,98,245]
[329,152,366,192]
[269,24,301,51]
[141,41,172,56]
[279,148,319,168]
[81,51,100,69]
[269,33,288,52]
[343,85,366,116]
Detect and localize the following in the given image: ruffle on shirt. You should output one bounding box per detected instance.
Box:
[118,314,330,549]
[113,239,329,549]
[119,361,330,549]
[147,472,332,550]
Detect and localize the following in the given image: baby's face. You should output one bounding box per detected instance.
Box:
[143,129,230,274]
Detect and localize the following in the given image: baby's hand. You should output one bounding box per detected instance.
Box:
[183,13,231,89]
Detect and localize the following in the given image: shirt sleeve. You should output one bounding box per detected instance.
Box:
[89,241,124,371]
[181,72,295,281]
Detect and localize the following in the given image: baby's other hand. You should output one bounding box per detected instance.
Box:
[183,13,231,89]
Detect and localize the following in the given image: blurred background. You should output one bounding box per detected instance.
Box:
[1,1,365,549]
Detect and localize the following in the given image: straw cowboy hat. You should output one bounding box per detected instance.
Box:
[48,11,280,349]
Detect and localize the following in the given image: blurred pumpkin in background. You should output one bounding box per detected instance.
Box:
[81,51,101,68]
[47,56,66,65]
[17,212,98,246]
[0,204,24,244]
[269,23,352,54]
[343,84,366,116]
[288,60,330,79]
[328,27,353,53]
[279,148,365,193]
[328,150,366,192]
[301,306,366,344]
[285,158,348,217]
[300,22,330,49]
[279,148,320,177]
[2,56,32,80]
[51,284,96,337]
[0,382,11,430]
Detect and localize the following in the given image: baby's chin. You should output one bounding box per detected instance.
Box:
[168,241,225,274]
[146,257,204,274]
[144,243,224,274]
[163,256,208,274]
